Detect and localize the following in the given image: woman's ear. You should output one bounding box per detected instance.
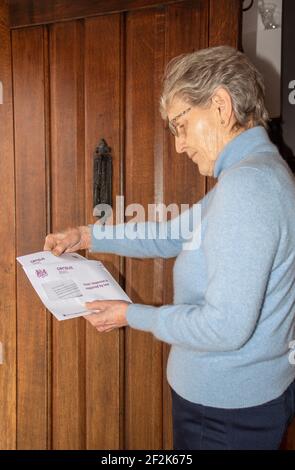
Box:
[211,87,233,127]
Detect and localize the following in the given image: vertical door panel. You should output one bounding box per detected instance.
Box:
[125,8,165,450]
[12,26,49,449]
[84,14,123,449]
[0,1,16,450]
[209,0,241,48]
[50,20,86,449]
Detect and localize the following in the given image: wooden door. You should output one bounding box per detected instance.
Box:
[1,0,242,449]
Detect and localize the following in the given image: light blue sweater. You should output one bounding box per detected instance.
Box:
[91,127,295,408]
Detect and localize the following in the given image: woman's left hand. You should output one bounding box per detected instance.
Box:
[84,300,130,333]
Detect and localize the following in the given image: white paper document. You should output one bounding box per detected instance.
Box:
[17,251,131,321]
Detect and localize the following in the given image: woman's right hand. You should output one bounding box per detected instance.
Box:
[43,226,91,256]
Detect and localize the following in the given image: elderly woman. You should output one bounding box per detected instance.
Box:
[44,46,295,450]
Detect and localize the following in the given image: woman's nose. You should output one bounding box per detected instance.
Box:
[175,134,186,154]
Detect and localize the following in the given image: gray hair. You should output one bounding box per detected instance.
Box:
[160,46,269,129]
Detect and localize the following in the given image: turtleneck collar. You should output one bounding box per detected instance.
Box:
[213,126,278,179]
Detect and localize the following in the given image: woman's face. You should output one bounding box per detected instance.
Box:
[167,95,231,177]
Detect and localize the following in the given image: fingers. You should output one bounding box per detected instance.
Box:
[83,312,105,327]
[51,241,69,257]
[51,237,80,256]
[43,233,67,256]
[96,325,116,333]
[64,244,82,253]
[84,312,116,332]
[43,233,58,251]
[43,228,80,256]
[84,300,129,331]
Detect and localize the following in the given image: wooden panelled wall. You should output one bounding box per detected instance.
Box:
[0,0,243,449]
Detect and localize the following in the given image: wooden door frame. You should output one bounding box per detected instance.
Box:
[9,0,193,28]
[0,0,17,450]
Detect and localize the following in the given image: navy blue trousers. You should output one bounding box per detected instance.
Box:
[172,380,295,450]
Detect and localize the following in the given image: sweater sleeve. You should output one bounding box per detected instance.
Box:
[90,203,201,259]
[126,168,281,352]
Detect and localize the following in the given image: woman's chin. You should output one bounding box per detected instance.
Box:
[197,164,213,177]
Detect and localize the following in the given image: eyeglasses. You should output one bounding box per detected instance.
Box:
[168,107,191,137]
